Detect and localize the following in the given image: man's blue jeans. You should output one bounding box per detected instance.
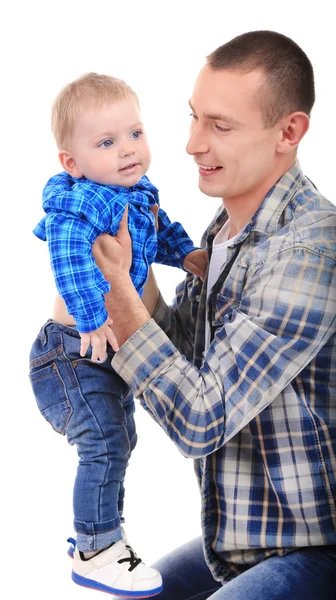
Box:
[148,537,336,599]
[29,320,136,552]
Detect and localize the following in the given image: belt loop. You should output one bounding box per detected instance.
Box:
[39,318,53,346]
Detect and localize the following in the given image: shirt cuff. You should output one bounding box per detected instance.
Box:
[111,318,179,397]
[74,305,109,333]
[170,243,199,270]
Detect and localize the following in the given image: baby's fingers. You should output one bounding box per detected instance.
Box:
[91,334,107,362]
[191,264,206,281]
[80,333,91,357]
[106,321,119,352]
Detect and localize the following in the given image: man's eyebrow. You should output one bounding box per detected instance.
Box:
[188,100,242,127]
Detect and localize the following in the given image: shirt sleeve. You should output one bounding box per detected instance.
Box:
[155,207,198,269]
[40,176,130,332]
[112,244,336,458]
[45,213,110,332]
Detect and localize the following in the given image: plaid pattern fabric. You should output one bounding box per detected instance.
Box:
[34,172,196,332]
[113,161,336,582]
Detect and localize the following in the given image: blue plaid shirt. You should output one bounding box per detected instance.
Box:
[112,161,336,581]
[34,173,196,332]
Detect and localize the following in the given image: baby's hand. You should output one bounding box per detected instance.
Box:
[183,249,208,281]
[79,318,117,362]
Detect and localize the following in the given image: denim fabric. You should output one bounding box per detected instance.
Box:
[29,319,136,552]
[146,537,336,600]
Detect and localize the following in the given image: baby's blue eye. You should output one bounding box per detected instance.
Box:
[131,130,141,139]
[101,139,113,148]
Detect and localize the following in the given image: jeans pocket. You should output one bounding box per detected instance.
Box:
[29,362,72,435]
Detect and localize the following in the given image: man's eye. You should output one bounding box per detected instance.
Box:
[100,139,113,148]
[189,112,197,120]
[131,130,142,139]
[215,125,230,132]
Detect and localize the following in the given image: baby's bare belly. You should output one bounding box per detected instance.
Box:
[52,294,76,326]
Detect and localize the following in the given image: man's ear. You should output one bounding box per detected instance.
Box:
[276,112,310,154]
[58,150,83,178]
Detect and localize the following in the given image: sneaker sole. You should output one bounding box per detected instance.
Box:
[71,570,163,597]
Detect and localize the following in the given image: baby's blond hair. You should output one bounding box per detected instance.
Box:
[51,72,138,149]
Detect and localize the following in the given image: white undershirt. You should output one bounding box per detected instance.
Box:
[205,220,238,351]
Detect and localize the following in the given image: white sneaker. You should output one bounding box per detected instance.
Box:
[69,539,163,597]
[67,529,132,558]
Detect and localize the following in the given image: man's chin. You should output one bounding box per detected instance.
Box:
[199,179,224,198]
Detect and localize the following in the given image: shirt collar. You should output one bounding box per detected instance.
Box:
[209,160,304,244]
[247,159,304,236]
[72,174,159,206]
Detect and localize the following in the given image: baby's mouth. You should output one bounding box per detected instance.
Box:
[119,162,140,172]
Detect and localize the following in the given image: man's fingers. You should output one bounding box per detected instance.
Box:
[116,204,129,239]
[149,204,159,231]
[149,204,159,218]
[92,233,111,261]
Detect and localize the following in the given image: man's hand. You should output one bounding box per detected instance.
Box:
[92,202,150,349]
[93,204,132,284]
[183,249,208,281]
[80,318,119,361]
[149,203,159,231]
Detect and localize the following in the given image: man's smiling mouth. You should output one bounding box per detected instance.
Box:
[197,163,223,174]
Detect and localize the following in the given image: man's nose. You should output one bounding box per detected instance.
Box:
[186,126,209,155]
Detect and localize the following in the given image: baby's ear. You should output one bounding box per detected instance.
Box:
[58,150,83,178]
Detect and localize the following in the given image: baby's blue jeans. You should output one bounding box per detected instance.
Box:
[29,319,136,552]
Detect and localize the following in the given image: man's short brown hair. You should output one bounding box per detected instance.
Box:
[207,30,315,128]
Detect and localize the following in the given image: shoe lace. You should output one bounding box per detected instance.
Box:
[117,544,142,572]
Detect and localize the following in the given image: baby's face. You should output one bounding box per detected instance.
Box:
[69,95,151,187]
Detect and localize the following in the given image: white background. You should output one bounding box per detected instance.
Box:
[2,1,335,597]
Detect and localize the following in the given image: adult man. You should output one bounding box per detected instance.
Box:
[92,31,336,599]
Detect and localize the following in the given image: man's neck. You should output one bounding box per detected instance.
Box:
[224,158,295,237]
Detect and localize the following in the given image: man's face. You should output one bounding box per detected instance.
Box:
[186,66,282,201]
[68,95,151,187]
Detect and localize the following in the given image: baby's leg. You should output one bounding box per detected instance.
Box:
[65,344,132,552]
[118,389,137,523]
[29,320,132,553]
[30,323,163,596]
